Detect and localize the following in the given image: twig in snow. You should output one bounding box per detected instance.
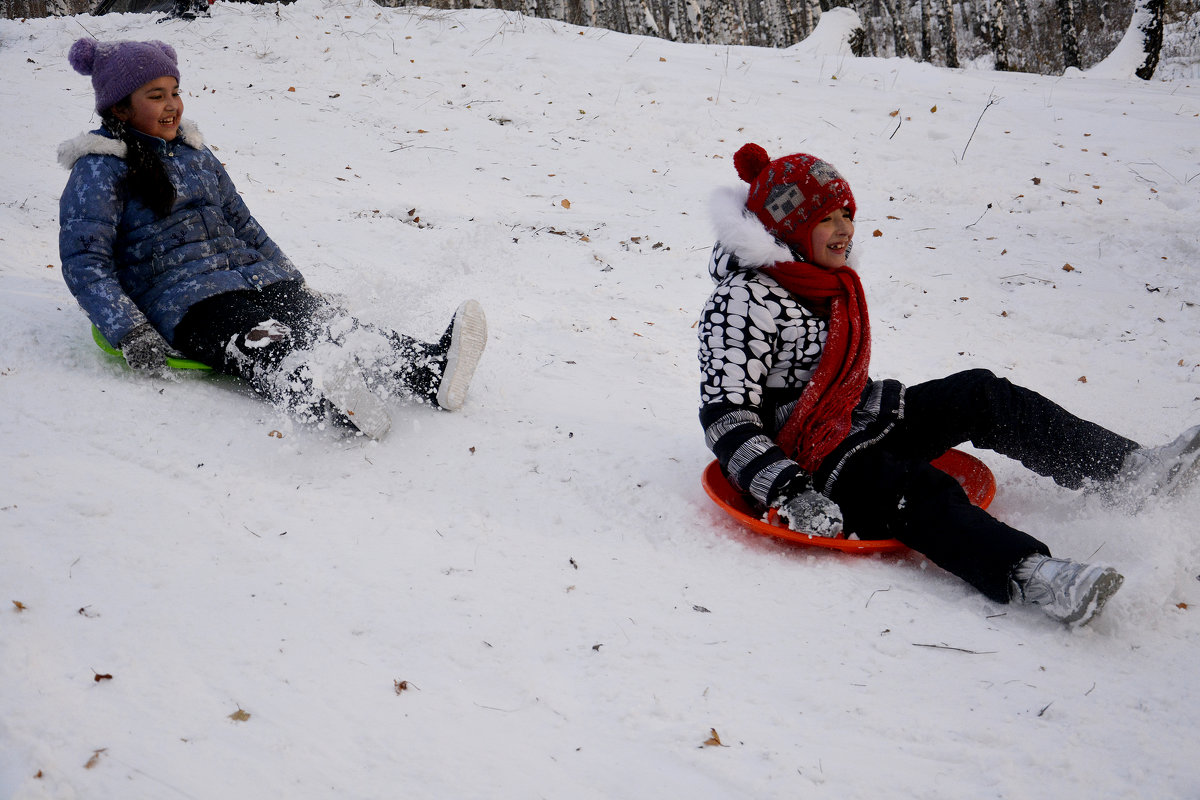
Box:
[73,18,98,38]
[961,89,1000,160]
[965,203,993,229]
[865,586,891,608]
[1037,701,1053,717]
[714,47,731,104]
[913,642,997,654]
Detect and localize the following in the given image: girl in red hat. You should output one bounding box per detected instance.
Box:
[698,143,1199,626]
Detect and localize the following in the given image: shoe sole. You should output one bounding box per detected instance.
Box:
[436,300,487,412]
[1065,568,1125,628]
[323,361,392,440]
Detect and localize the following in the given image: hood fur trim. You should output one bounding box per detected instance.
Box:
[710,184,863,271]
[57,118,206,169]
[710,185,794,268]
[57,131,124,169]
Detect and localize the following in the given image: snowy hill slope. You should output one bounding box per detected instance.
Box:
[1,3,1199,797]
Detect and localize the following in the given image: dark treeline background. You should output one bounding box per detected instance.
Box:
[5,0,1199,78]
[379,0,1196,75]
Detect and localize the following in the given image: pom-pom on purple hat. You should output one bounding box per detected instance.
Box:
[69,38,180,114]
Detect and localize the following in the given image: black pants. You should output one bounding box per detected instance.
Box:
[173,280,436,410]
[828,369,1139,602]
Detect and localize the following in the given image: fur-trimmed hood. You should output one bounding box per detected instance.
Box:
[57,118,206,169]
[709,184,860,284]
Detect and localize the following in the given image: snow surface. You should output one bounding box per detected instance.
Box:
[2,3,1200,798]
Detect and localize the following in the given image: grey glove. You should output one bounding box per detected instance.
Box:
[120,322,171,373]
[774,490,844,537]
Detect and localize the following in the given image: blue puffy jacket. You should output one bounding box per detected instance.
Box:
[58,119,303,346]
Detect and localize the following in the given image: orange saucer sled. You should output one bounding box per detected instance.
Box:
[701,449,996,554]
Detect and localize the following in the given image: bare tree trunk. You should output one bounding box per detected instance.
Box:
[563,0,585,27]
[1011,0,1031,28]
[1057,0,1081,69]
[744,0,769,46]
[684,0,702,41]
[937,0,958,66]
[992,0,1009,69]
[659,0,681,39]
[806,0,820,36]
[699,0,741,44]
[880,0,914,58]
[762,0,792,45]
[595,0,629,32]
[1132,0,1164,79]
[920,0,934,61]
[784,0,812,40]
[720,1,747,44]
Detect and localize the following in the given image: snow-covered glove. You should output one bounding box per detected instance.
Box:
[774,490,844,537]
[120,322,171,373]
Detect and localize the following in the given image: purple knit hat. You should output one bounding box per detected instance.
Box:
[69,38,180,114]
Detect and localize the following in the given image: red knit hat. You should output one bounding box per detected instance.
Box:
[734,143,856,264]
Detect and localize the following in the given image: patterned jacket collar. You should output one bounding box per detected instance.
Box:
[57,118,205,169]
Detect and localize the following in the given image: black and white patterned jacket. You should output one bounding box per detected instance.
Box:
[698,186,904,508]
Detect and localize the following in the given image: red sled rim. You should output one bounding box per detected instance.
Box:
[701,448,996,554]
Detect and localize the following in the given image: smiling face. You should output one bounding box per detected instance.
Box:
[808,207,855,269]
[112,76,183,141]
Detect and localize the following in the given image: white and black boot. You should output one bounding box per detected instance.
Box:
[386,300,487,411]
[318,359,392,440]
[1009,554,1124,627]
[1110,424,1200,506]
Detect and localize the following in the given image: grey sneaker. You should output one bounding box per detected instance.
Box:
[1110,423,1200,506]
[1009,554,1124,627]
[433,300,487,412]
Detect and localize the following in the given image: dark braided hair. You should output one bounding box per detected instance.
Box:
[101,105,178,219]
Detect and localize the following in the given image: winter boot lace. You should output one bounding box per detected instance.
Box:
[1009,554,1124,627]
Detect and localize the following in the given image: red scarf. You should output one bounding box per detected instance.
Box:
[764,262,871,473]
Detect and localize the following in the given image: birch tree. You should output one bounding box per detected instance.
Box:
[937,0,958,66]
[1056,0,1080,68]
[992,0,1009,70]
[920,0,934,61]
[880,0,914,58]
[1131,0,1164,79]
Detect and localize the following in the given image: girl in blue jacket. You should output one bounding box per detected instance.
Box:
[59,38,487,440]
[699,143,1200,626]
